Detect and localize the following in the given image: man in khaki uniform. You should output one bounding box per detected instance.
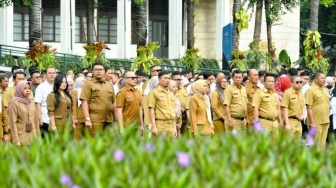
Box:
[306,71,330,150]
[282,76,305,141]
[80,62,115,137]
[245,69,260,129]
[224,70,248,134]
[115,71,143,136]
[148,71,176,138]
[0,75,9,99]
[253,73,281,140]
[172,71,189,135]
[4,71,26,108]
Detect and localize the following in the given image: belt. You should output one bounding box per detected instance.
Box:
[259,116,277,121]
[231,116,245,120]
[155,119,175,124]
[289,116,301,121]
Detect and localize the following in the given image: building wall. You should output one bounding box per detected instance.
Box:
[194,0,217,59]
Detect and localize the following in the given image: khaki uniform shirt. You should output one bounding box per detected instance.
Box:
[71,90,85,123]
[245,81,260,123]
[305,84,330,125]
[189,95,212,134]
[0,88,6,100]
[148,85,176,120]
[176,87,188,110]
[252,88,279,119]
[3,85,16,108]
[282,87,304,117]
[8,100,39,145]
[211,90,225,120]
[47,93,72,131]
[223,84,247,117]
[0,100,8,140]
[116,85,142,127]
[80,78,115,123]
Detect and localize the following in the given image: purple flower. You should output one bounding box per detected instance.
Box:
[253,120,264,133]
[114,149,125,162]
[232,130,238,136]
[306,135,314,146]
[187,139,194,146]
[308,127,317,136]
[177,152,190,168]
[71,185,81,188]
[60,174,73,187]
[143,143,156,153]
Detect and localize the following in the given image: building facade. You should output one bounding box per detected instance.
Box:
[0,0,300,66]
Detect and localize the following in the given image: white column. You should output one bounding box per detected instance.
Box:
[168,0,182,59]
[117,0,126,58]
[125,0,132,58]
[61,0,75,53]
[0,5,14,45]
[216,0,229,61]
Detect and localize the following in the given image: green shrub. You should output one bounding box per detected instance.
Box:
[0,130,335,187]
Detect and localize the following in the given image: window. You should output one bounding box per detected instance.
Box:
[13,13,29,41]
[42,15,60,42]
[75,16,87,43]
[97,17,117,44]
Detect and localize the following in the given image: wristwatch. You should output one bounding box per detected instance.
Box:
[85,118,91,121]
[4,131,9,135]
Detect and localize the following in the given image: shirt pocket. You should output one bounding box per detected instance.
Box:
[91,87,101,98]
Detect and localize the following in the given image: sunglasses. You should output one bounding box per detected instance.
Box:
[152,69,162,72]
[173,79,182,81]
[34,76,41,78]
[295,81,303,84]
[126,77,137,80]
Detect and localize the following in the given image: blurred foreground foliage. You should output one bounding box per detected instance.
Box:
[0,129,335,187]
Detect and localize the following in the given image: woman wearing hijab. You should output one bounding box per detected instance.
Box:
[189,80,214,136]
[274,76,291,105]
[47,74,73,133]
[66,77,74,93]
[8,81,39,146]
[211,77,228,134]
[71,77,86,140]
[168,80,182,137]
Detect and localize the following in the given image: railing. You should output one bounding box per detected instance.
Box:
[0,44,229,76]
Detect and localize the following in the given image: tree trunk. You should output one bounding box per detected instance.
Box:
[253,0,263,42]
[136,0,148,47]
[264,0,273,56]
[186,0,194,49]
[310,0,319,31]
[29,0,41,49]
[86,0,94,44]
[232,0,241,51]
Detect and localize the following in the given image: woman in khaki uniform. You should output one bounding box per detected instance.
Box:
[211,77,228,134]
[8,81,39,146]
[71,77,86,140]
[168,80,182,137]
[47,74,73,133]
[189,80,214,136]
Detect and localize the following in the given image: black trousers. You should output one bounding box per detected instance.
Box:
[40,123,49,138]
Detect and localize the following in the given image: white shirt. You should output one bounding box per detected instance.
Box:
[210,82,216,94]
[302,83,310,95]
[331,97,336,130]
[8,76,14,88]
[113,84,119,96]
[34,81,53,124]
[181,76,189,87]
[257,80,264,89]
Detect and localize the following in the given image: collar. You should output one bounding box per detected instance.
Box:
[312,83,324,90]
[158,85,169,93]
[245,81,259,88]
[125,84,136,91]
[262,87,274,93]
[232,83,242,89]
[92,78,106,83]
[289,87,301,94]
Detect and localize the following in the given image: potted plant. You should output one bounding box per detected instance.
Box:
[82,41,110,69]
[131,41,161,74]
[179,48,201,74]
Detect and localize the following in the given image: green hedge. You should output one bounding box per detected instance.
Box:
[0,129,335,187]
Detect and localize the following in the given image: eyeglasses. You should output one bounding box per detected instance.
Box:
[295,81,303,84]
[126,77,137,80]
[221,81,228,83]
[151,69,162,72]
[34,76,41,79]
[173,79,182,82]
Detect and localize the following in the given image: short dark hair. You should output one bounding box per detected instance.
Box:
[29,66,38,74]
[150,65,160,71]
[112,73,120,79]
[115,69,122,73]
[230,65,238,73]
[290,75,301,83]
[92,62,104,70]
[31,71,40,78]
[13,71,26,79]
[104,66,111,72]
[171,71,181,77]
[181,69,191,75]
[158,70,170,78]
[202,71,214,79]
[258,70,266,77]
[12,65,21,73]
[300,71,309,77]
[84,72,92,77]
[287,68,298,76]
[297,66,304,72]
[264,73,276,82]
[312,71,325,80]
[0,75,8,82]
[81,68,89,72]
[232,69,243,77]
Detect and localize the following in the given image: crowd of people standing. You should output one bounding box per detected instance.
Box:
[0,63,334,151]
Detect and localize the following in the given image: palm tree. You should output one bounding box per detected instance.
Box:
[186,0,194,49]
[28,0,41,49]
[136,0,147,46]
[310,0,319,30]
[232,0,241,51]
[253,0,263,42]
[86,0,94,44]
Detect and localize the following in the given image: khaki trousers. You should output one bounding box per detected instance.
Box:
[213,119,227,134]
[225,118,246,135]
[316,123,329,151]
[156,119,176,138]
[260,118,278,140]
[284,119,302,142]
[88,122,114,138]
